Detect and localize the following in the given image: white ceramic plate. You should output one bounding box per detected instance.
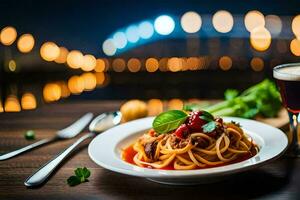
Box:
[88,117,288,185]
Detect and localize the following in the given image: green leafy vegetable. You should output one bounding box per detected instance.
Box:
[67,167,91,187]
[202,121,216,133]
[183,102,211,111]
[224,89,239,100]
[185,79,281,119]
[153,110,188,134]
[24,130,35,140]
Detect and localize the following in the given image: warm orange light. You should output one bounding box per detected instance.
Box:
[187,57,199,70]
[145,58,159,72]
[43,83,61,102]
[40,42,60,61]
[290,38,300,56]
[17,34,35,53]
[159,58,168,72]
[112,58,126,72]
[68,75,85,94]
[81,54,96,71]
[0,100,3,112]
[147,99,163,116]
[250,57,264,71]
[81,73,97,91]
[95,72,106,85]
[4,95,21,112]
[244,10,265,32]
[292,15,300,39]
[250,26,271,51]
[67,50,83,69]
[0,26,17,46]
[127,58,141,72]
[212,10,234,33]
[55,47,69,64]
[219,56,232,71]
[168,57,182,72]
[168,99,183,110]
[56,81,70,98]
[95,59,106,72]
[21,93,37,110]
[180,11,202,33]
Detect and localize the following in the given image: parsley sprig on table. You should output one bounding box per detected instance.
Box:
[67,167,91,186]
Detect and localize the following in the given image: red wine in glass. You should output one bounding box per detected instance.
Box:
[274,63,300,156]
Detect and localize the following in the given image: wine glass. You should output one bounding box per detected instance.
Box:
[273,63,300,157]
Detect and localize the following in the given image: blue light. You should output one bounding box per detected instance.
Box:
[138,21,154,39]
[125,25,139,43]
[112,31,127,49]
[154,15,175,35]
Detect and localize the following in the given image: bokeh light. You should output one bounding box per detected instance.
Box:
[55,47,69,64]
[95,59,106,72]
[154,15,175,35]
[148,99,163,116]
[112,58,126,72]
[127,58,141,72]
[180,11,202,33]
[43,83,61,102]
[244,10,265,32]
[67,50,83,69]
[40,42,60,61]
[81,54,96,71]
[125,25,139,43]
[57,81,70,98]
[159,58,168,72]
[0,26,17,45]
[168,99,183,110]
[0,100,3,113]
[8,60,17,72]
[113,31,127,49]
[102,39,116,56]
[292,15,300,39]
[145,58,159,72]
[168,57,183,72]
[21,93,37,110]
[219,56,232,71]
[68,75,85,94]
[250,57,264,71]
[212,10,234,33]
[81,73,97,91]
[138,21,154,39]
[290,38,300,56]
[95,72,106,85]
[17,33,35,53]
[250,26,271,51]
[265,15,282,36]
[4,95,21,112]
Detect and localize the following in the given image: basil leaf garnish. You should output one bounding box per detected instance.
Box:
[202,121,216,133]
[152,110,188,134]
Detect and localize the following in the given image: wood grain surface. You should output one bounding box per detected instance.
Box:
[0,101,298,200]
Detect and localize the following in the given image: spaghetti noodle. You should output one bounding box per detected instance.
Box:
[122,110,258,170]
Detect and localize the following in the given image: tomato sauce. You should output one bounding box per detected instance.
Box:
[122,145,256,170]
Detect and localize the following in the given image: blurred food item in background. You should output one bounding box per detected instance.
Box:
[120,100,148,122]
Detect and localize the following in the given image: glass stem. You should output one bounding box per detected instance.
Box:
[287,112,299,154]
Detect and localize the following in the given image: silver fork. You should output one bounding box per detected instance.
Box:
[0,113,93,161]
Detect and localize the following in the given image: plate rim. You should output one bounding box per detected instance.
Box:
[88,116,288,178]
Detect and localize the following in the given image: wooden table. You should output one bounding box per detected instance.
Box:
[0,101,299,200]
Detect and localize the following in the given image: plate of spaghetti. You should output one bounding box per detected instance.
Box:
[89,110,288,185]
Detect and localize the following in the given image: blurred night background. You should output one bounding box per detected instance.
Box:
[0,0,300,112]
